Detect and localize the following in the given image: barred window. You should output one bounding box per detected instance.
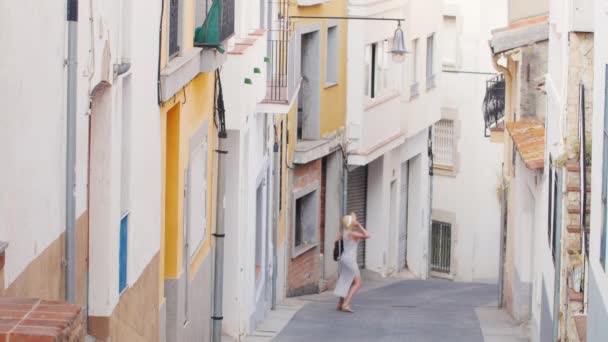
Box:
[433,119,455,169]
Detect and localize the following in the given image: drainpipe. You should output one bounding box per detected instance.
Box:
[427,127,434,279]
[211,70,228,342]
[65,0,79,304]
[271,136,279,310]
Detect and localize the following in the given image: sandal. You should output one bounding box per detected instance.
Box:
[341,305,354,313]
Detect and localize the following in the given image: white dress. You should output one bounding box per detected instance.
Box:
[334,231,360,298]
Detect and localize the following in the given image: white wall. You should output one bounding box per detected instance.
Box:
[589,0,608,338]
[346,4,403,153]
[401,0,442,138]
[0,0,161,315]
[0,1,72,286]
[432,0,506,284]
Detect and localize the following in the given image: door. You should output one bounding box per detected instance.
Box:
[347,166,368,268]
[398,162,409,270]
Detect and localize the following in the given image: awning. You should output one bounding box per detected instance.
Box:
[506,119,545,170]
[490,15,549,54]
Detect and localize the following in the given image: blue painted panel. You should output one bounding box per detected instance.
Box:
[119,214,128,293]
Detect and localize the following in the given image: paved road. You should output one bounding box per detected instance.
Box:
[273,278,528,342]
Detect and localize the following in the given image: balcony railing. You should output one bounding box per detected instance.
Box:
[482,74,505,136]
[194,0,235,48]
[265,30,301,103]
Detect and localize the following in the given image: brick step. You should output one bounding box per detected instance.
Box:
[567,185,592,193]
[568,225,590,233]
[569,289,584,303]
[574,315,588,342]
[568,205,591,214]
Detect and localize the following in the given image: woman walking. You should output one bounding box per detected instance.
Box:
[334,213,370,313]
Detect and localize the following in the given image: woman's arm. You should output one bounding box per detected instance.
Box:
[357,223,370,238]
[350,224,370,240]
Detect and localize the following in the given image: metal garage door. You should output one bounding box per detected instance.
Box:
[347,166,368,268]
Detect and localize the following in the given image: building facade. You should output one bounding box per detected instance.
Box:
[431,0,506,284]
[2,0,163,340]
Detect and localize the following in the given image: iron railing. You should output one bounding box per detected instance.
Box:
[265,28,300,103]
[219,0,234,42]
[482,74,506,136]
[431,221,451,273]
[169,0,180,57]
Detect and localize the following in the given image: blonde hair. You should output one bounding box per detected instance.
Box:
[342,213,358,230]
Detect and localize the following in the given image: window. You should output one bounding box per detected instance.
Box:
[410,38,419,97]
[426,34,435,89]
[119,214,128,293]
[442,16,457,67]
[119,76,132,295]
[364,40,394,99]
[294,189,319,254]
[187,125,209,257]
[433,119,455,170]
[195,0,209,27]
[325,25,339,85]
[547,161,559,262]
[431,221,451,273]
[601,66,608,269]
[169,0,180,58]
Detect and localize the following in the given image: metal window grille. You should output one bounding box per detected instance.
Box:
[169,0,180,57]
[433,119,455,168]
[483,74,506,136]
[431,221,451,273]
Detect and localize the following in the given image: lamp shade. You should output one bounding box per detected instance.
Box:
[390,25,408,62]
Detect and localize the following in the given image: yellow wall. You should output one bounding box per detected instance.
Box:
[289,1,348,138]
[160,73,217,285]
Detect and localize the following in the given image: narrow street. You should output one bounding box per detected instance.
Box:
[243,272,528,342]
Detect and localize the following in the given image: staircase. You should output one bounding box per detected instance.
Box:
[564,160,589,342]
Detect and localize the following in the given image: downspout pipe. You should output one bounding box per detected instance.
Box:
[271,139,279,310]
[212,70,228,342]
[65,0,79,304]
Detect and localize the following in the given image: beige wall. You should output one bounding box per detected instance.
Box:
[508,0,549,23]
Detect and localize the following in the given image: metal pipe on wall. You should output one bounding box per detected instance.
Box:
[65,0,79,304]
[211,70,228,342]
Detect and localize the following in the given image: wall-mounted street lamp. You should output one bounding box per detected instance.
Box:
[289,15,408,62]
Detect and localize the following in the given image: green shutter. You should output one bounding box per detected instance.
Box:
[194,0,221,47]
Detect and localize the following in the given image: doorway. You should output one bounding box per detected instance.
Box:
[347,166,368,269]
[398,162,410,270]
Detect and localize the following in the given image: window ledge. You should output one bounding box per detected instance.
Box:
[433,165,456,177]
[292,243,318,259]
[297,0,330,6]
[324,81,338,89]
[364,90,400,111]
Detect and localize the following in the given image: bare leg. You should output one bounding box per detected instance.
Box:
[337,297,344,310]
[342,275,362,311]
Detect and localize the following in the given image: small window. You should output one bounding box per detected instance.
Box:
[325,25,339,85]
[195,0,209,27]
[294,190,319,252]
[119,214,129,293]
[364,40,394,99]
[411,38,418,84]
[426,34,435,89]
[433,119,455,171]
[169,0,181,58]
[442,16,457,67]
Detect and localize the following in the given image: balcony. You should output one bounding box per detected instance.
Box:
[483,74,506,137]
[194,0,235,48]
[263,31,301,106]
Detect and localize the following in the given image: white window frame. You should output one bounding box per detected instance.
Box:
[426,33,436,90]
[325,23,339,87]
[364,40,396,99]
[433,119,455,172]
[292,182,320,258]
